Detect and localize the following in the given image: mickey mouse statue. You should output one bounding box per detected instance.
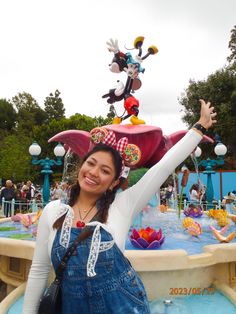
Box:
[103,37,158,125]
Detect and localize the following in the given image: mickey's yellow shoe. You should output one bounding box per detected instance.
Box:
[130,115,145,125]
[148,45,158,55]
[134,36,144,49]
[112,116,122,124]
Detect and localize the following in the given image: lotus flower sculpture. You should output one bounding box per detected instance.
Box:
[184,204,203,218]
[130,226,165,249]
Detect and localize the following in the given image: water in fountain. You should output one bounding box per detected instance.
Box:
[62,148,81,184]
[141,194,160,227]
[149,291,236,314]
[190,152,204,204]
[191,152,199,176]
[171,172,178,210]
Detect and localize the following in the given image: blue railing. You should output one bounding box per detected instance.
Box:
[0,197,44,217]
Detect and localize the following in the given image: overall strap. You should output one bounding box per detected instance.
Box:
[56,226,93,278]
[55,211,102,279]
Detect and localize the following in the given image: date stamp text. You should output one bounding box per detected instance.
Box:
[169,287,215,295]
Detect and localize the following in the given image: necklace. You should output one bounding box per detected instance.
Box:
[76,204,95,228]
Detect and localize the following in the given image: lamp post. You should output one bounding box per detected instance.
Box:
[194,142,227,205]
[29,142,65,204]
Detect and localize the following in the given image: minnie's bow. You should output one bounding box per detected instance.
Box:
[90,127,141,167]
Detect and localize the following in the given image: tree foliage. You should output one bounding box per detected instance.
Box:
[31,113,112,158]
[227,25,236,66]
[44,90,65,122]
[179,68,236,169]
[11,92,47,133]
[0,134,34,181]
[0,88,114,183]
[0,99,17,131]
[179,25,236,169]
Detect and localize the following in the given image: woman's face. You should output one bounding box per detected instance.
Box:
[78,151,119,197]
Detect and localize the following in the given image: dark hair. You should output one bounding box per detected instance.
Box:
[190,184,199,194]
[53,144,123,229]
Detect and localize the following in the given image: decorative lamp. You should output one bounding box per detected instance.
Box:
[54,143,66,157]
[29,142,41,156]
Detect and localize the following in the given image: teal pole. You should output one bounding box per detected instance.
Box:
[41,171,52,204]
[198,157,225,206]
[205,172,214,204]
[32,156,63,205]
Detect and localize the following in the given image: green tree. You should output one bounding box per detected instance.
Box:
[227,25,236,66]
[0,99,17,131]
[0,134,35,182]
[94,115,113,126]
[11,92,47,133]
[31,114,99,159]
[179,67,236,169]
[44,90,65,122]
[179,26,236,170]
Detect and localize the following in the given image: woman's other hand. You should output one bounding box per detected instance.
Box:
[197,99,217,130]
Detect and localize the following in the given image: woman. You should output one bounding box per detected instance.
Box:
[189,184,200,203]
[23,100,216,313]
[222,192,236,214]
[51,181,63,201]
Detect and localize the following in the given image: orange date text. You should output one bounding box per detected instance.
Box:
[169,287,215,295]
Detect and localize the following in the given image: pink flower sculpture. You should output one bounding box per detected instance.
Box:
[184,204,203,218]
[11,213,23,222]
[49,125,213,169]
[130,226,165,249]
[21,214,32,228]
[187,221,202,237]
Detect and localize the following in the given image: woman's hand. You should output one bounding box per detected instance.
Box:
[197,99,217,130]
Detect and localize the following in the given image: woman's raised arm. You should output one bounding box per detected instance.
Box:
[120,99,217,219]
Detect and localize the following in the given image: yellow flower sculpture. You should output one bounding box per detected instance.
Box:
[182,218,202,238]
[187,222,202,237]
[182,217,194,229]
[217,215,230,227]
[159,204,167,213]
[32,209,42,224]
[206,209,228,220]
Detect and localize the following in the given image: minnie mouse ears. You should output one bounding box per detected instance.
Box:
[90,127,141,167]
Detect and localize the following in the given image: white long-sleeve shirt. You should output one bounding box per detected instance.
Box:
[23,129,202,313]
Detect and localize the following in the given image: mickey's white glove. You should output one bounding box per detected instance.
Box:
[106,38,119,54]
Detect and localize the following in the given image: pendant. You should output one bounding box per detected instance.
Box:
[76,220,85,228]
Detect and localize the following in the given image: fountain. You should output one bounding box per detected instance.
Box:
[1,129,235,312]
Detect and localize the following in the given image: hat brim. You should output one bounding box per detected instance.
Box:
[224,196,236,200]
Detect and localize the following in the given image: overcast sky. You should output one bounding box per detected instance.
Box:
[0,0,235,134]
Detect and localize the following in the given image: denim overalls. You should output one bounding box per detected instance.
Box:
[51,227,150,314]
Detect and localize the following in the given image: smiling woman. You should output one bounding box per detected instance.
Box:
[23,100,216,314]
[78,150,120,200]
